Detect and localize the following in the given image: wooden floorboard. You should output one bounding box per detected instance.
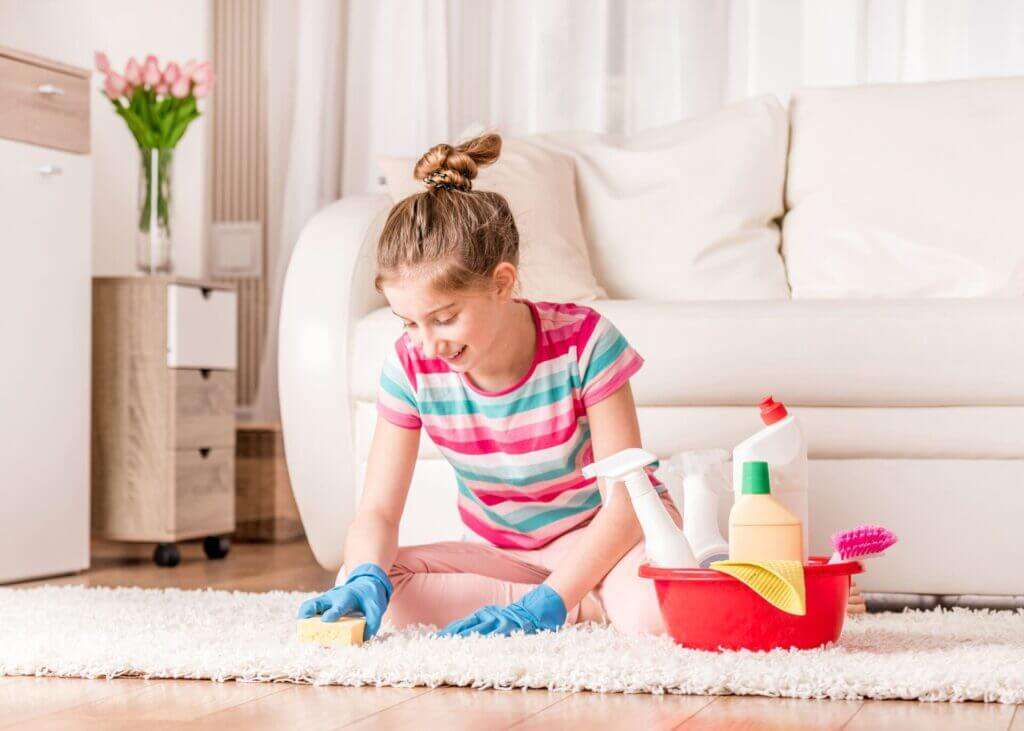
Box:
[678,695,863,730]
[0,677,153,729]
[191,684,434,730]
[2,538,1018,730]
[341,686,571,730]
[511,690,714,730]
[846,698,1016,731]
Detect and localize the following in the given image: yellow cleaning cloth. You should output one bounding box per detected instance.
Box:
[710,560,806,616]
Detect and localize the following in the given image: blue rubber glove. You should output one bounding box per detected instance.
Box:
[296,563,393,641]
[437,584,567,638]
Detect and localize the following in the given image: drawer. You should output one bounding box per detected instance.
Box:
[169,446,235,536]
[0,55,89,153]
[167,284,238,369]
[170,369,236,449]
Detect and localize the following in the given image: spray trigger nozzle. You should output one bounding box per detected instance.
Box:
[582,448,658,480]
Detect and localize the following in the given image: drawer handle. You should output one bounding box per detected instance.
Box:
[37,83,66,96]
[38,165,63,176]
[200,287,212,299]
[200,368,211,380]
[199,447,211,459]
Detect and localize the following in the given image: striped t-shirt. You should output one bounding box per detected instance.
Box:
[376,299,663,549]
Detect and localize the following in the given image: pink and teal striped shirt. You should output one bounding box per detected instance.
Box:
[376,299,663,550]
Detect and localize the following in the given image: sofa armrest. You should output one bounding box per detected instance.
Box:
[278,195,390,571]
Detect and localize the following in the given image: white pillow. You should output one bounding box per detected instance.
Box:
[531,95,792,300]
[784,77,1024,298]
[377,139,605,303]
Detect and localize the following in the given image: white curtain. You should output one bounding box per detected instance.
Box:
[253,0,1024,422]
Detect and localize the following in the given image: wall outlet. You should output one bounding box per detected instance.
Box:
[210,221,263,278]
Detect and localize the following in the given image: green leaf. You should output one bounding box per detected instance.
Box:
[166,110,199,147]
[115,107,148,148]
[158,102,178,144]
[155,96,173,117]
[143,89,158,135]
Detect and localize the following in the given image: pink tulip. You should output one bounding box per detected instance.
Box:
[191,61,213,85]
[155,82,169,96]
[193,82,211,98]
[124,57,142,86]
[170,75,191,99]
[163,61,181,85]
[103,72,128,100]
[145,54,158,67]
[143,57,162,88]
[94,51,110,74]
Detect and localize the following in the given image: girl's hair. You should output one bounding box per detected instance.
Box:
[374,132,520,295]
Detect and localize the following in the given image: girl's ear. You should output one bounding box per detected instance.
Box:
[491,262,518,300]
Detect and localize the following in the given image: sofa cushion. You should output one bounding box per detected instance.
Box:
[352,299,1024,407]
[532,95,791,301]
[378,138,606,303]
[784,77,1024,298]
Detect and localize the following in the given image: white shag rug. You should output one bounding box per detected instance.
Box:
[1,586,1022,703]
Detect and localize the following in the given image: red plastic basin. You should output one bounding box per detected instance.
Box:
[638,556,862,652]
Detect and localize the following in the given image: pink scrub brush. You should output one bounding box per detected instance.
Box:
[828,525,898,565]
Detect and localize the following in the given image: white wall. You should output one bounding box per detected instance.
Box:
[0,0,212,278]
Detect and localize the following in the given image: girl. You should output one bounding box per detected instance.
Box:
[297,132,681,640]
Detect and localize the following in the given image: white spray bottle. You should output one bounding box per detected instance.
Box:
[676,449,731,568]
[582,447,697,568]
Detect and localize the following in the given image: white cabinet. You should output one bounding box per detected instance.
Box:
[0,47,91,583]
[0,137,92,583]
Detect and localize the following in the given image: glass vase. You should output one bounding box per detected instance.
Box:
[136,146,174,274]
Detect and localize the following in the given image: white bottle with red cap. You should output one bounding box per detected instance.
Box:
[731,396,809,560]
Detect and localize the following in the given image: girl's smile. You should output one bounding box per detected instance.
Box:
[443,344,468,364]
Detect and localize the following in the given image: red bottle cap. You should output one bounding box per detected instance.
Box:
[759,396,788,425]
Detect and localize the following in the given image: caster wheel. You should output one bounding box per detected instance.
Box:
[203,535,231,560]
[153,542,181,568]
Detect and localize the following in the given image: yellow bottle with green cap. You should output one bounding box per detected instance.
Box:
[728,461,803,562]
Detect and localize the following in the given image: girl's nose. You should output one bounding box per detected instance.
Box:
[419,333,441,358]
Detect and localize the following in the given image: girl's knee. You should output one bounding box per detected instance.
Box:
[387,542,464,586]
[605,583,667,635]
[337,542,465,588]
[597,544,669,636]
[612,596,667,635]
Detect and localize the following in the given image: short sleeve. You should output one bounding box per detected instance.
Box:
[376,340,422,430]
[577,313,644,409]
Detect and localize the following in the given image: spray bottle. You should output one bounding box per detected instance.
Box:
[674,449,731,568]
[582,447,698,568]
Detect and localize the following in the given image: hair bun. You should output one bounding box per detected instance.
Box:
[414,133,502,192]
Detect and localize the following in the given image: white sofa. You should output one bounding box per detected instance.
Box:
[279,78,1024,602]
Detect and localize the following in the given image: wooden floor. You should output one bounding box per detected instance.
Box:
[3,540,1019,730]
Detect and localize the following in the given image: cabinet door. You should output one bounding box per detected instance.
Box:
[0,138,91,583]
[166,284,238,369]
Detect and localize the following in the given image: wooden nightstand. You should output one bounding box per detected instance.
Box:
[91,276,238,566]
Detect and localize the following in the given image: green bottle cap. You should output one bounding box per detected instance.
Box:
[742,461,771,494]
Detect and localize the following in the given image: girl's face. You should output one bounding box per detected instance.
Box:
[383,267,513,372]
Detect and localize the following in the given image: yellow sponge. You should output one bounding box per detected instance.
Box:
[297,616,366,647]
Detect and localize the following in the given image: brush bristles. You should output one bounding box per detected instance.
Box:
[830,525,898,560]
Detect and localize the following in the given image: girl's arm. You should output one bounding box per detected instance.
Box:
[544,381,649,610]
[340,412,421,573]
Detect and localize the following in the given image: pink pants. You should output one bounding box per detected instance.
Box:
[346,497,681,636]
